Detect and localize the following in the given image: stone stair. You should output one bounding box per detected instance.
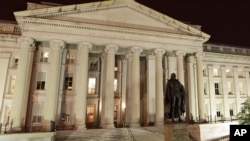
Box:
[55,126,165,141]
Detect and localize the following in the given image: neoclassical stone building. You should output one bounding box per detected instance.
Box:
[0,0,249,131]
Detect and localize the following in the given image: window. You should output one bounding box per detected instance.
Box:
[229,103,235,116]
[213,68,219,76]
[114,79,118,92]
[239,81,245,95]
[204,82,208,95]
[36,72,46,90]
[90,61,98,71]
[87,105,95,123]
[88,78,96,94]
[226,69,232,77]
[216,104,222,117]
[32,102,44,124]
[227,81,233,95]
[64,74,73,90]
[61,103,72,123]
[66,53,75,64]
[214,83,220,95]
[9,75,16,94]
[114,105,118,120]
[238,69,244,77]
[40,52,49,62]
[14,58,18,67]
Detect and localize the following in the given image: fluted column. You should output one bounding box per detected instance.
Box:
[233,67,240,114]
[130,47,143,127]
[195,52,206,120]
[74,42,93,129]
[186,55,196,121]
[11,37,35,131]
[207,65,216,120]
[221,66,229,118]
[154,49,165,126]
[125,54,132,125]
[175,51,186,85]
[43,40,65,130]
[100,44,119,128]
[244,68,250,97]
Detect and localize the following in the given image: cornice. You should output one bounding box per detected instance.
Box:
[14,0,210,40]
[18,17,206,43]
[204,52,250,61]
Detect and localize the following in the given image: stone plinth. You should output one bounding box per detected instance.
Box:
[165,123,189,141]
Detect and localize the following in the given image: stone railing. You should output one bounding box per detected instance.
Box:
[0,23,21,35]
[204,43,250,56]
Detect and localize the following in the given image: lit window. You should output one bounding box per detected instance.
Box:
[226,69,232,77]
[36,72,46,90]
[88,78,96,94]
[66,53,75,64]
[9,75,16,94]
[214,83,220,95]
[64,74,73,90]
[227,81,233,95]
[114,79,118,92]
[87,105,95,123]
[213,68,219,76]
[40,52,49,62]
[32,102,44,124]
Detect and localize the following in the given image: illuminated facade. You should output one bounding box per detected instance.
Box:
[0,0,249,132]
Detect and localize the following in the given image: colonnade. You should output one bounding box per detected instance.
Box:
[10,37,206,130]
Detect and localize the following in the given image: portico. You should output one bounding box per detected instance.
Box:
[4,0,210,131]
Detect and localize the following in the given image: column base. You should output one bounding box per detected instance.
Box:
[155,121,164,127]
[101,124,115,129]
[75,124,86,130]
[130,123,140,128]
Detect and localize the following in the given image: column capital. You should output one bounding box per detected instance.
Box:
[125,54,132,61]
[130,46,143,55]
[175,50,186,57]
[154,48,165,56]
[49,40,65,49]
[186,55,195,63]
[18,37,35,47]
[78,42,93,51]
[105,44,119,53]
[166,51,175,57]
[195,52,204,58]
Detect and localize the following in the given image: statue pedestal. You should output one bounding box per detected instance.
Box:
[165,123,189,141]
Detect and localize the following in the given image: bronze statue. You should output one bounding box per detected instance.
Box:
[165,73,186,122]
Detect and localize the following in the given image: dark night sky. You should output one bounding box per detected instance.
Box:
[1,0,250,47]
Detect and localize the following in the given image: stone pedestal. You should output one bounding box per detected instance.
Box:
[165,123,189,141]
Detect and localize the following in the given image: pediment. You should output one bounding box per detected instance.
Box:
[14,0,210,39]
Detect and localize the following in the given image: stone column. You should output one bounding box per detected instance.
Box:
[74,42,92,129]
[130,47,143,127]
[195,52,206,120]
[43,40,65,130]
[146,55,155,125]
[125,54,132,125]
[186,55,196,121]
[154,49,165,126]
[175,51,186,85]
[167,52,176,78]
[221,66,230,118]
[244,67,250,97]
[233,66,240,113]
[11,37,35,131]
[100,44,119,128]
[207,65,216,120]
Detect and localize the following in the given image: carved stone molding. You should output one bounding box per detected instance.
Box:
[78,42,93,51]
[175,50,186,57]
[195,52,203,58]
[104,44,119,53]
[130,46,143,55]
[18,37,35,48]
[154,48,165,56]
[186,55,195,63]
[49,40,65,49]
